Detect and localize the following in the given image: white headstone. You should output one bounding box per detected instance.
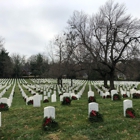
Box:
[48,92,50,97]
[44,106,55,119]
[63,93,70,97]
[0,98,8,104]
[88,102,99,116]
[105,92,110,97]
[100,91,103,97]
[111,90,118,100]
[44,96,48,100]
[88,91,94,97]
[44,91,46,95]
[33,94,41,107]
[39,95,43,100]
[51,94,56,102]
[126,91,130,97]
[123,99,133,117]
[26,96,33,105]
[60,95,63,101]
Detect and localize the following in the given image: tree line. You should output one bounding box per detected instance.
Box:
[0,0,140,90]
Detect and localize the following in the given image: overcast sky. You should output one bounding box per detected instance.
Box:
[0,0,140,58]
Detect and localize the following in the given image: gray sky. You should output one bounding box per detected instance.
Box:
[0,0,140,58]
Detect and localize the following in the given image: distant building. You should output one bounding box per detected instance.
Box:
[117,72,126,80]
[82,73,88,79]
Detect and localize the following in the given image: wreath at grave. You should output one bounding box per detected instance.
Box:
[42,116,58,131]
[132,93,140,99]
[0,103,9,111]
[27,100,33,105]
[88,96,96,103]
[123,94,128,98]
[61,96,71,105]
[43,99,49,103]
[89,110,103,122]
[126,108,135,118]
[72,96,77,100]
[113,94,121,101]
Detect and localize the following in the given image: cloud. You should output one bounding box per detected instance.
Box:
[0,0,139,58]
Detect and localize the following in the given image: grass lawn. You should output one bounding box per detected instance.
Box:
[0,79,140,140]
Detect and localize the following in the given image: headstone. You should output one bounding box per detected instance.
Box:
[88,102,99,116]
[63,93,70,97]
[26,96,33,105]
[44,106,55,119]
[0,97,10,107]
[105,91,110,97]
[44,91,46,95]
[126,91,130,97]
[51,94,56,102]
[123,99,132,117]
[60,95,63,101]
[48,92,50,97]
[88,91,94,97]
[39,95,43,100]
[0,98,8,104]
[100,91,103,97]
[44,96,48,100]
[33,94,41,107]
[111,90,118,100]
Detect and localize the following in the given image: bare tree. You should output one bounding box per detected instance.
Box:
[67,0,140,89]
[67,10,110,87]
[91,0,140,89]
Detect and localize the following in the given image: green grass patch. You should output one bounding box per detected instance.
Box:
[0,80,140,140]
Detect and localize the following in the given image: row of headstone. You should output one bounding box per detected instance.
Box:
[0,83,16,108]
[0,99,135,128]
[0,84,12,98]
[88,99,133,117]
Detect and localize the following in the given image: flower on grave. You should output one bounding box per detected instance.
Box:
[27,100,33,105]
[123,94,128,98]
[88,96,96,103]
[126,108,135,118]
[43,99,49,103]
[113,94,120,101]
[89,110,103,122]
[61,96,71,105]
[0,103,9,111]
[133,93,140,99]
[72,96,77,100]
[42,116,58,131]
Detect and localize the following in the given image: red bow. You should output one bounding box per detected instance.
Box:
[0,104,5,108]
[126,110,135,118]
[91,110,96,116]
[44,118,51,126]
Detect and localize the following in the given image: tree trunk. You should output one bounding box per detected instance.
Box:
[57,77,63,87]
[103,74,108,88]
[109,71,115,90]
